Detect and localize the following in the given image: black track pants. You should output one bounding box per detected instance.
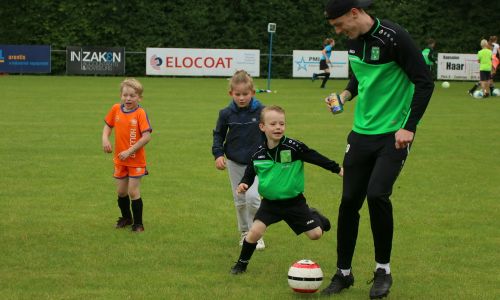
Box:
[336,131,409,269]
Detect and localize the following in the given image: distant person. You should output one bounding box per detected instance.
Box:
[489,35,499,83]
[312,38,336,88]
[422,38,437,78]
[470,38,496,96]
[323,0,434,298]
[478,39,493,97]
[212,70,266,250]
[230,105,343,275]
[102,78,152,232]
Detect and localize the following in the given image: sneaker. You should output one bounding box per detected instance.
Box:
[131,224,145,232]
[230,260,248,275]
[368,268,392,299]
[256,238,265,250]
[239,232,248,246]
[312,73,317,82]
[309,207,331,232]
[115,217,132,228]
[321,269,354,295]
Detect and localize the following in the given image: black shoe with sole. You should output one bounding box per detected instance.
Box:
[369,268,392,299]
[131,224,145,232]
[230,260,248,275]
[309,207,331,232]
[321,269,354,295]
[115,217,132,228]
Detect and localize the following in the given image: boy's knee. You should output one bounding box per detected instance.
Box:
[307,228,323,240]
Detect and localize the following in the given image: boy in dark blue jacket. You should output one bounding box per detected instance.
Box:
[212,70,266,250]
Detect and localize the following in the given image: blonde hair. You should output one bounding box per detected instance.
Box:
[229,70,254,91]
[480,39,488,48]
[121,78,144,97]
[260,105,285,123]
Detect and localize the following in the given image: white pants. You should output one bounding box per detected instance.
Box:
[226,159,261,233]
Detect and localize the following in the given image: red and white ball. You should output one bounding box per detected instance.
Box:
[287,259,323,293]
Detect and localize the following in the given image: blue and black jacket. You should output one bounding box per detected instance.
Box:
[212,98,264,165]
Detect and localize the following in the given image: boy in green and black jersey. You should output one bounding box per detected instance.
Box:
[230,106,343,275]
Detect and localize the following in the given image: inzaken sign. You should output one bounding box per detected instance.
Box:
[67,46,125,75]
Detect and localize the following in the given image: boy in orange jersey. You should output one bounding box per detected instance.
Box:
[102,78,152,232]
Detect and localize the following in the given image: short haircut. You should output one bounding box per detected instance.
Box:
[260,105,285,123]
[121,78,143,96]
[480,39,488,48]
[229,70,254,91]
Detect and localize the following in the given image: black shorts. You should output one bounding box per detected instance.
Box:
[480,71,491,81]
[319,60,330,71]
[254,194,319,235]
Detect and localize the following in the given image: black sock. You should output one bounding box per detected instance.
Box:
[131,198,143,225]
[118,196,132,219]
[320,73,330,88]
[238,239,257,263]
[469,85,477,93]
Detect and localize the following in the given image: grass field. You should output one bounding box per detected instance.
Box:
[1,75,499,299]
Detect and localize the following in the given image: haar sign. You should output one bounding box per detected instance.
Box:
[67,46,125,75]
[292,50,349,78]
[146,48,260,77]
[437,53,479,81]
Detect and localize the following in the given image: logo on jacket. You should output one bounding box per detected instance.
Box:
[371,47,380,61]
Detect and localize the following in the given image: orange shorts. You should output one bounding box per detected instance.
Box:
[114,165,148,179]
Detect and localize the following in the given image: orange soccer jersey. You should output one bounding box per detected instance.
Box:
[104,104,152,167]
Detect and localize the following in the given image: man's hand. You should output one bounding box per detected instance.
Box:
[395,129,414,149]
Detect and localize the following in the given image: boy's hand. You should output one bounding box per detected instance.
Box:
[236,183,248,194]
[395,129,414,149]
[118,149,132,160]
[102,140,112,153]
[215,156,226,170]
[338,167,344,177]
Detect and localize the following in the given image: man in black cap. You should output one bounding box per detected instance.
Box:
[322,0,434,299]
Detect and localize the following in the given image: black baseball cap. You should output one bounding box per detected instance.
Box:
[325,0,373,20]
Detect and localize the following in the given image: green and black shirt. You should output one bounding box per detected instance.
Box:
[345,17,434,134]
[240,136,341,201]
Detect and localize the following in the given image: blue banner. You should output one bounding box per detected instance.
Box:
[0,45,51,73]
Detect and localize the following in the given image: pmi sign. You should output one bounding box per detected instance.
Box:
[67,46,125,75]
[437,53,479,81]
[146,48,260,77]
[292,50,349,78]
[0,45,51,73]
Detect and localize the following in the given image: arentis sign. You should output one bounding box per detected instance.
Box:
[67,46,125,75]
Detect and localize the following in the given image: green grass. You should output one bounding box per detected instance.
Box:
[1,75,499,299]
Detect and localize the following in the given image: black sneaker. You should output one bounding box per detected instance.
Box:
[115,217,132,228]
[131,224,145,232]
[322,269,354,295]
[230,260,248,275]
[312,73,317,82]
[368,268,392,299]
[309,207,331,232]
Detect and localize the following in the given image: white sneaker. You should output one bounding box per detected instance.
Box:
[256,238,265,250]
[239,232,248,246]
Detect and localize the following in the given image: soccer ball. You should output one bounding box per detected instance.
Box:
[472,90,483,99]
[492,88,500,96]
[441,81,450,88]
[287,259,323,293]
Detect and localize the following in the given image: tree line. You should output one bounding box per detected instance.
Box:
[1,0,498,77]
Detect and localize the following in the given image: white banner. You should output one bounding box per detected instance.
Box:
[292,50,349,78]
[146,48,260,77]
[437,53,479,81]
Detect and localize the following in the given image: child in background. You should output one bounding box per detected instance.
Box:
[102,78,152,232]
[230,105,343,274]
[212,70,266,249]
